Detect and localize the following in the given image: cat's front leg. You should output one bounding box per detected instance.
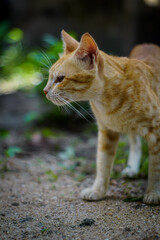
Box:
[81,128,119,201]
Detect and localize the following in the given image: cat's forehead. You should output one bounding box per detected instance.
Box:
[50,56,66,72]
[49,54,80,75]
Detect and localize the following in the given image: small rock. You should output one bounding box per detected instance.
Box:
[124,227,131,232]
[11,202,19,206]
[79,218,95,227]
[19,217,33,223]
[0,213,6,217]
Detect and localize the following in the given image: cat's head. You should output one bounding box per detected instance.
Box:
[43,30,103,105]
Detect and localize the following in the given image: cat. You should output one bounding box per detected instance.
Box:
[44,30,160,205]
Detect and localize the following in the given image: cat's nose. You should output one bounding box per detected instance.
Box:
[43,89,48,95]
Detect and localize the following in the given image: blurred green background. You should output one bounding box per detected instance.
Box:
[0,0,160,177]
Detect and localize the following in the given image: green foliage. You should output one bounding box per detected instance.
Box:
[58,162,77,172]
[41,128,60,138]
[0,21,63,93]
[7,28,23,42]
[123,196,143,202]
[45,170,58,182]
[24,112,39,123]
[5,146,22,158]
[113,138,149,177]
[75,173,86,182]
[114,140,128,165]
[0,146,23,173]
[0,159,8,172]
[139,139,149,175]
[84,123,98,136]
[41,228,48,234]
[140,158,148,176]
[111,171,122,179]
[58,145,76,161]
[0,129,10,139]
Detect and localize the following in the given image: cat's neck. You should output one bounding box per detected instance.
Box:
[90,52,138,114]
[100,51,128,82]
[92,51,129,101]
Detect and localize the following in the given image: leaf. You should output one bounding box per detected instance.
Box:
[91,162,96,169]
[76,174,86,182]
[5,146,22,158]
[115,158,126,164]
[114,140,128,166]
[0,158,8,172]
[123,196,143,202]
[139,139,149,175]
[43,34,58,46]
[58,145,76,160]
[41,128,56,137]
[140,158,148,175]
[68,32,78,40]
[118,141,126,148]
[57,162,80,173]
[24,112,38,123]
[7,28,23,42]
[0,21,10,38]
[41,228,48,234]
[45,170,58,181]
[0,129,10,139]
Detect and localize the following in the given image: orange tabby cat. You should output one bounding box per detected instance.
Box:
[44,30,160,205]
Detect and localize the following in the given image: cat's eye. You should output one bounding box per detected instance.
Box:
[55,75,65,84]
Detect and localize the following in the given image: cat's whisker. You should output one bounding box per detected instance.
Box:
[40,61,51,70]
[55,96,71,114]
[41,67,49,72]
[63,104,70,114]
[60,97,90,122]
[53,93,93,122]
[39,49,52,68]
[69,98,95,120]
[41,75,49,80]
[55,93,86,119]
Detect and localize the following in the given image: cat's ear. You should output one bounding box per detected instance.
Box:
[75,33,99,67]
[61,30,79,55]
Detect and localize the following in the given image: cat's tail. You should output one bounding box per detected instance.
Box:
[129,43,160,61]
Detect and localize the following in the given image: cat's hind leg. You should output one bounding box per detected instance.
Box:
[81,128,119,201]
[121,134,141,177]
[143,128,160,205]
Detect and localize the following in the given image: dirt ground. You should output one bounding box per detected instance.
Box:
[0,92,160,240]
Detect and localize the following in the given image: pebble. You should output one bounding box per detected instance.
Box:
[79,218,95,227]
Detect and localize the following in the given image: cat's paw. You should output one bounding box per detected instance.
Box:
[143,192,160,205]
[121,167,138,178]
[80,188,106,201]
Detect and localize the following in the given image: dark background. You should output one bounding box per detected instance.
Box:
[1,0,160,56]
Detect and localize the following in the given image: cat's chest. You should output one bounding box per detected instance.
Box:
[90,100,132,133]
[99,113,127,132]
